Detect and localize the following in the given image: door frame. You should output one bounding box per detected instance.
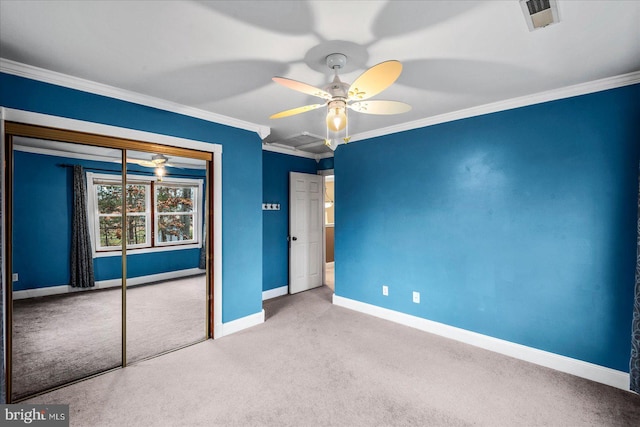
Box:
[318,169,334,289]
[0,107,223,402]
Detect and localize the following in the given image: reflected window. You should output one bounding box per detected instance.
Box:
[88,172,202,253]
[155,184,197,245]
[96,182,151,250]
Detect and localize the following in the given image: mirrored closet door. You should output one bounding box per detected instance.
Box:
[5,124,213,402]
[10,137,123,401]
[125,151,208,363]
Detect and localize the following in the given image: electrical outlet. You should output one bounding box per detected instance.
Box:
[412,291,420,304]
[12,273,18,282]
[382,285,389,296]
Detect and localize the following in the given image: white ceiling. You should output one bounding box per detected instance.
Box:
[1,1,639,156]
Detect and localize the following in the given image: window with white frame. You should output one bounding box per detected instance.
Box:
[155,184,198,246]
[87,172,202,254]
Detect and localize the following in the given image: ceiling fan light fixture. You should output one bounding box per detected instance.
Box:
[326,100,347,132]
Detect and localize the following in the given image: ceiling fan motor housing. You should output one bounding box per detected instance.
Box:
[151,153,168,164]
[325,79,349,98]
[325,53,350,98]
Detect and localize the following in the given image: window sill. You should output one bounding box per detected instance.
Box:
[93,243,202,258]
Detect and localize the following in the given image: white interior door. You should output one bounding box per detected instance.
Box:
[289,172,323,294]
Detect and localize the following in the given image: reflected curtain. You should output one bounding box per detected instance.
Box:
[70,165,95,288]
[631,164,640,393]
[199,221,206,270]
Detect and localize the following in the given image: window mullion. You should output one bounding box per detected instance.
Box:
[151,181,156,247]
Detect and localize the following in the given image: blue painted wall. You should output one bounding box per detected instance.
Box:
[1,73,263,323]
[335,84,640,372]
[12,150,203,291]
[317,156,334,171]
[262,150,318,292]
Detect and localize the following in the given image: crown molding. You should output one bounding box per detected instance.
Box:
[262,142,322,160]
[350,70,640,143]
[0,58,271,139]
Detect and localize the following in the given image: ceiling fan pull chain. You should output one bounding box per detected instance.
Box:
[344,108,350,144]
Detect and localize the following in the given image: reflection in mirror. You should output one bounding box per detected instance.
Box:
[11,137,123,400]
[125,151,207,363]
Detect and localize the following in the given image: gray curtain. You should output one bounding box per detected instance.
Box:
[70,165,95,288]
[199,221,206,270]
[631,164,640,393]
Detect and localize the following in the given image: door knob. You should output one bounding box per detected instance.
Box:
[292,236,297,241]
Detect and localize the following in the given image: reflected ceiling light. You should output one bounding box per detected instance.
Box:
[270,53,411,151]
[155,166,165,182]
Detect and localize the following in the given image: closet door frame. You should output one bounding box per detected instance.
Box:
[1,109,222,402]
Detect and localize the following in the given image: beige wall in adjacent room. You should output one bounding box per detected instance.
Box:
[325,179,334,225]
[325,178,335,263]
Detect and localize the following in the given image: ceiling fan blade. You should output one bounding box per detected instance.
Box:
[348,60,403,101]
[349,100,412,115]
[270,103,325,119]
[272,77,332,100]
[127,158,156,167]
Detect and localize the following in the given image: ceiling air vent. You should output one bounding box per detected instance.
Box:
[520,0,560,31]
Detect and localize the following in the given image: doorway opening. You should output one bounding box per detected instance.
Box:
[324,174,334,291]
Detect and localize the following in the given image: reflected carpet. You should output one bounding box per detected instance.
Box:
[12,275,206,400]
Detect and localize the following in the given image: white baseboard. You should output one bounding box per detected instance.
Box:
[219,309,265,337]
[12,268,205,300]
[332,294,630,391]
[326,261,335,267]
[262,285,288,300]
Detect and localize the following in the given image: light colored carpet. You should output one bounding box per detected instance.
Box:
[23,285,640,426]
[12,275,206,400]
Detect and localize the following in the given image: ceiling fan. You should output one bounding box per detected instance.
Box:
[127,154,174,168]
[270,53,411,149]
[126,153,174,181]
